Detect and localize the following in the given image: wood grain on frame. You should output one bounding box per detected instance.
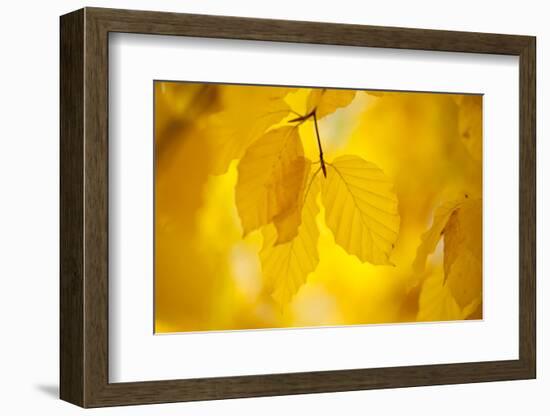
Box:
[60,7,536,408]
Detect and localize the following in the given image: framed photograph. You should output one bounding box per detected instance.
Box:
[60,7,536,408]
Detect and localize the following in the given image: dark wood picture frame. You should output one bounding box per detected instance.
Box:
[60,7,536,408]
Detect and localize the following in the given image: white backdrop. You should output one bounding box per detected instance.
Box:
[0,0,545,415]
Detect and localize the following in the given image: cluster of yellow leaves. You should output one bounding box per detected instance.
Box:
[260,172,321,305]
[412,94,483,320]
[155,82,484,332]
[223,88,401,305]
[414,196,482,318]
[207,86,296,175]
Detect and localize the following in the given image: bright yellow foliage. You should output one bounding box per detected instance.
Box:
[272,157,312,244]
[207,86,295,175]
[237,92,400,304]
[260,173,321,305]
[154,81,483,333]
[414,196,482,314]
[417,270,463,322]
[444,198,482,309]
[323,155,399,265]
[235,126,305,236]
[413,199,463,273]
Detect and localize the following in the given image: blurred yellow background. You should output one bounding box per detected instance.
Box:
[154,82,482,333]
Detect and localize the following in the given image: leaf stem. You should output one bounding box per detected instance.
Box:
[288,110,315,123]
[288,109,327,177]
[312,111,327,177]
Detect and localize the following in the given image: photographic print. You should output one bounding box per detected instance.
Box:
[154,82,482,334]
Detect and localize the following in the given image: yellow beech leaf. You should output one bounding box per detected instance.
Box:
[260,172,321,305]
[417,271,463,322]
[235,126,304,236]
[444,198,482,308]
[413,199,463,273]
[414,197,482,311]
[322,155,400,265]
[417,270,481,322]
[306,88,357,119]
[272,157,312,244]
[208,87,294,175]
[446,249,482,309]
